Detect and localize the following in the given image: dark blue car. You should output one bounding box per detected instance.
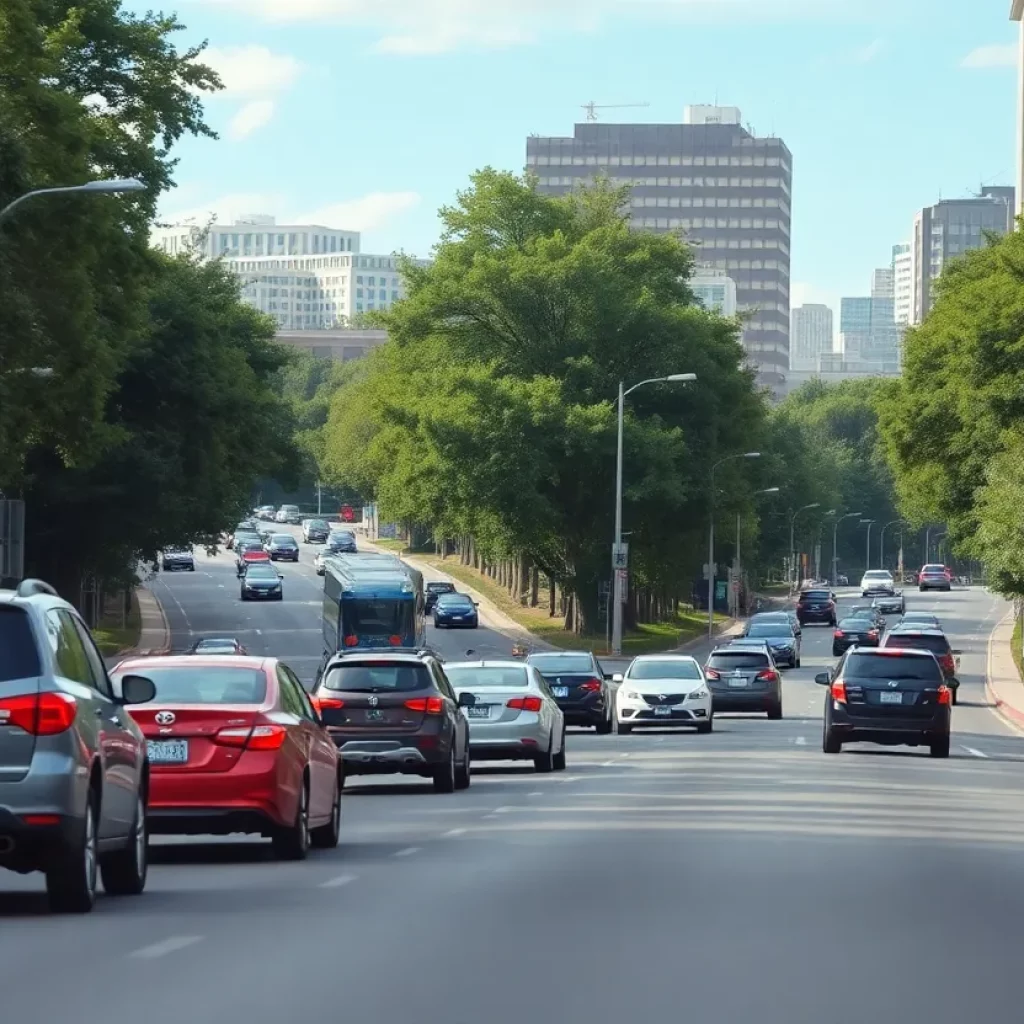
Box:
[433,592,479,629]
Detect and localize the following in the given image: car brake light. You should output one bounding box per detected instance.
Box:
[344,635,358,647]
[389,635,402,646]
[311,696,345,712]
[405,696,444,714]
[868,629,879,637]
[756,670,778,682]
[830,680,847,702]
[833,630,843,638]
[705,668,720,680]
[0,692,77,736]
[937,685,952,705]
[215,724,288,750]
[507,696,543,712]
[579,679,602,692]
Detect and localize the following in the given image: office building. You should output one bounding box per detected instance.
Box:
[839,293,899,368]
[871,267,894,298]
[790,304,833,371]
[909,187,1015,324]
[527,106,793,392]
[892,243,912,326]
[151,216,427,330]
[275,328,388,362]
[690,266,738,316]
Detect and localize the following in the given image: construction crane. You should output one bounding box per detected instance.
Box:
[581,101,650,121]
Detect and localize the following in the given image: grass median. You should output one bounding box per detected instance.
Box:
[92,591,141,657]
[1013,615,1024,683]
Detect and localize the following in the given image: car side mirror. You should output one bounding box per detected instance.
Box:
[458,692,476,707]
[465,649,476,657]
[120,674,157,706]
[814,673,830,686]
[278,572,284,579]
[612,673,624,683]
[473,601,480,607]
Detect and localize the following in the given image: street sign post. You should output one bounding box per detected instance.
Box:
[612,543,629,570]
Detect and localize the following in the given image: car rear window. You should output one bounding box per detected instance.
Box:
[121,666,267,704]
[528,655,594,674]
[272,535,297,545]
[322,662,431,693]
[884,634,950,655]
[629,660,702,681]
[0,607,42,682]
[707,651,769,669]
[845,652,942,681]
[427,583,454,592]
[444,666,529,688]
[838,618,875,630]
[800,590,831,601]
[745,623,793,638]
[922,565,945,573]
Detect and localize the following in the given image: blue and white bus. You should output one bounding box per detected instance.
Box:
[322,557,426,655]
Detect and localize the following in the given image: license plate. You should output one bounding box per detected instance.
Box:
[879,691,903,705]
[147,739,188,764]
[366,710,385,722]
[552,686,569,698]
[728,678,749,688]
[466,706,489,719]
[654,706,672,717]
[451,616,463,621]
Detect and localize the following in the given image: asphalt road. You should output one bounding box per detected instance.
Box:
[3,553,1024,1024]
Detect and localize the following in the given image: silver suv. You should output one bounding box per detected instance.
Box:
[0,579,157,912]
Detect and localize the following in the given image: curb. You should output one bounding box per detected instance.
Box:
[985,609,1024,732]
[114,584,172,657]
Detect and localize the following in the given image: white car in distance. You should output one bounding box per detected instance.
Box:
[614,655,713,734]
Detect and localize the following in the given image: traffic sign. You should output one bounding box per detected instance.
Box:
[612,543,629,569]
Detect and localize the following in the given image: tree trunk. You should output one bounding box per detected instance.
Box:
[517,557,530,605]
[530,566,540,607]
[548,577,556,617]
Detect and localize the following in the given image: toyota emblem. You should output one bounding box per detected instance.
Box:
[368,696,379,707]
[155,711,176,725]
[888,681,899,689]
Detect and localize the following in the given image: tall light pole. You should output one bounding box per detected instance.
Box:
[831,511,862,584]
[0,178,145,225]
[860,519,876,576]
[1012,1,1024,220]
[611,373,697,655]
[878,518,907,570]
[788,503,820,588]
[735,486,779,614]
[708,451,761,638]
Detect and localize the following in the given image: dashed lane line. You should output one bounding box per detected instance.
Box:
[320,874,357,888]
[394,846,421,858]
[129,936,204,960]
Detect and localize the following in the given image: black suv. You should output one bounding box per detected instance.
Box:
[424,581,456,612]
[796,588,837,626]
[310,649,471,792]
[524,651,613,733]
[818,646,951,757]
[881,626,961,703]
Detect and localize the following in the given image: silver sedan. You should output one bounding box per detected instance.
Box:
[445,661,566,773]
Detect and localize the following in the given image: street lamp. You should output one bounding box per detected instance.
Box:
[734,487,779,615]
[0,178,145,224]
[830,511,862,585]
[860,519,876,576]
[611,372,697,655]
[788,503,820,589]
[1011,1,1024,221]
[708,451,761,638]
[878,518,907,570]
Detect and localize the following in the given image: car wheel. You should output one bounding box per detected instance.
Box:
[311,779,342,849]
[553,728,567,770]
[696,714,713,734]
[100,791,148,896]
[595,713,613,735]
[272,780,310,861]
[822,728,842,754]
[832,648,841,657]
[433,747,457,793]
[46,788,98,914]
[534,736,556,773]
[617,721,633,735]
[930,735,951,758]
[950,687,958,706]
[767,701,783,720]
[454,744,472,790]
[795,656,801,668]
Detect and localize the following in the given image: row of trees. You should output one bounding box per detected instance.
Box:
[0,2,301,601]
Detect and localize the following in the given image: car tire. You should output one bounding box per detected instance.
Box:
[767,701,783,720]
[617,722,633,735]
[930,735,951,759]
[794,656,801,668]
[272,780,310,861]
[553,728,567,770]
[595,714,613,735]
[822,728,842,754]
[950,687,958,706]
[46,788,99,914]
[100,791,148,896]
[534,736,556,772]
[696,715,713,734]
[454,744,472,790]
[433,748,457,793]
[832,648,841,657]
[311,779,342,849]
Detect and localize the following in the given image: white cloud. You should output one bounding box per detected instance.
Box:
[296,192,422,231]
[228,100,277,140]
[961,43,1017,70]
[203,45,303,97]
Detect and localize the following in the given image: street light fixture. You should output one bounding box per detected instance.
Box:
[0,178,145,224]
[830,512,862,585]
[878,518,908,570]
[707,451,761,638]
[860,519,876,576]
[788,503,820,589]
[611,372,698,655]
[733,486,779,613]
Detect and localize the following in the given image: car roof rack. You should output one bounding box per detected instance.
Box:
[15,579,59,598]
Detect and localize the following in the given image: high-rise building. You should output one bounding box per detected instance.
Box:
[150,216,427,330]
[909,187,1015,324]
[839,294,899,367]
[790,304,833,370]
[689,266,738,316]
[526,106,793,393]
[892,243,912,326]
[871,267,894,298]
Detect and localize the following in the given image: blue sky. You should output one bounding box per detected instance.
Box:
[135,0,1020,320]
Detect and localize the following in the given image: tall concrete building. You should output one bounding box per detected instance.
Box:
[892,243,912,326]
[871,267,894,298]
[526,105,793,392]
[909,187,1015,324]
[689,266,738,316]
[790,304,833,371]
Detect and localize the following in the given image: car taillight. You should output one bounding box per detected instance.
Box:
[937,685,952,705]
[311,696,345,713]
[579,679,602,692]
[868,629,879,637]
[833,630,843,638]
[705,668,720,680]
[344,635,358,647]
[939,654,954,672]
[389,635,402,646]
[405,696,444,714]
[0,692,77,736]
[507,696,543,712]
[830,680,847,702]
[756,670,778,682]
[215,724,288,750]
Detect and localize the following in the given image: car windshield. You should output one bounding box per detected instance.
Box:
[884,633,950,654]
[245,565,278,579]
[322,662,431,693]
[628,660,702,681]
[527,654,594,674]
[445,666,529,688]
[308,520,327,529]
[272,536,297,546]
[428,583,455,593]
[800,590,831,601]
[844,652,942,682]
[745,623,793,638]
[120,666,267,704]
[921,565,945,573]
[838,618,875,630]
[437,594,472,607]
[707,652,769,669]
[903,614,939,626]
[0,606,42,682]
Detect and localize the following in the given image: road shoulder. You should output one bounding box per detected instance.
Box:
[985,608,1024,730]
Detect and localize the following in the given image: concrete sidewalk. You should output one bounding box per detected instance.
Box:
[103,585,171,669]
[986,609,1024,730]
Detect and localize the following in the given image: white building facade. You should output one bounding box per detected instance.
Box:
[690,267,738,316]
[789,304,833,371]
[892,243,912,326]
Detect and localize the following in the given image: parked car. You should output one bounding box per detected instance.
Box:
[703,643,783,719]
[266,534,300,562]
[832,616,881,656]
[433,592,479,628]
[796,587,837,627]
[918,563,952,592]
[0,579,157,912]
[111,656,341,857]
[309,648,471,792]
[161,547,195,572]
[881,625,961,703]
[445,661,566,771]
[613,655,712,734]
[525,651,614,734]
[424,581,456,612]
[818,647,951,757]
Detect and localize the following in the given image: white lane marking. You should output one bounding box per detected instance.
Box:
[254,628,262,636]
[492,806,514,813]
[443,828,467,837]
[130,936,203,960]
[561,776,582,782]
[528,791,544,797]
[601,760,617,767]
[795,736,807,746]
[320,874,357,888]
[962,746,988,759]
[394,846,420,857]
[217,584,225,589]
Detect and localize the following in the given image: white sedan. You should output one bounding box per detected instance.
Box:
[614,655,713,734]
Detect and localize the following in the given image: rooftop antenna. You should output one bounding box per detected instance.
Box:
[582,101,651,121]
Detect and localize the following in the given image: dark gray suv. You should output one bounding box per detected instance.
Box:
[0,580,156,912]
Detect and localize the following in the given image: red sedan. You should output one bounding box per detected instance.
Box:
[111,656,341,860]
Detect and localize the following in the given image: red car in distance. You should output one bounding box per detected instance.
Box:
[111,656,341,860]
[237,547,271,577]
